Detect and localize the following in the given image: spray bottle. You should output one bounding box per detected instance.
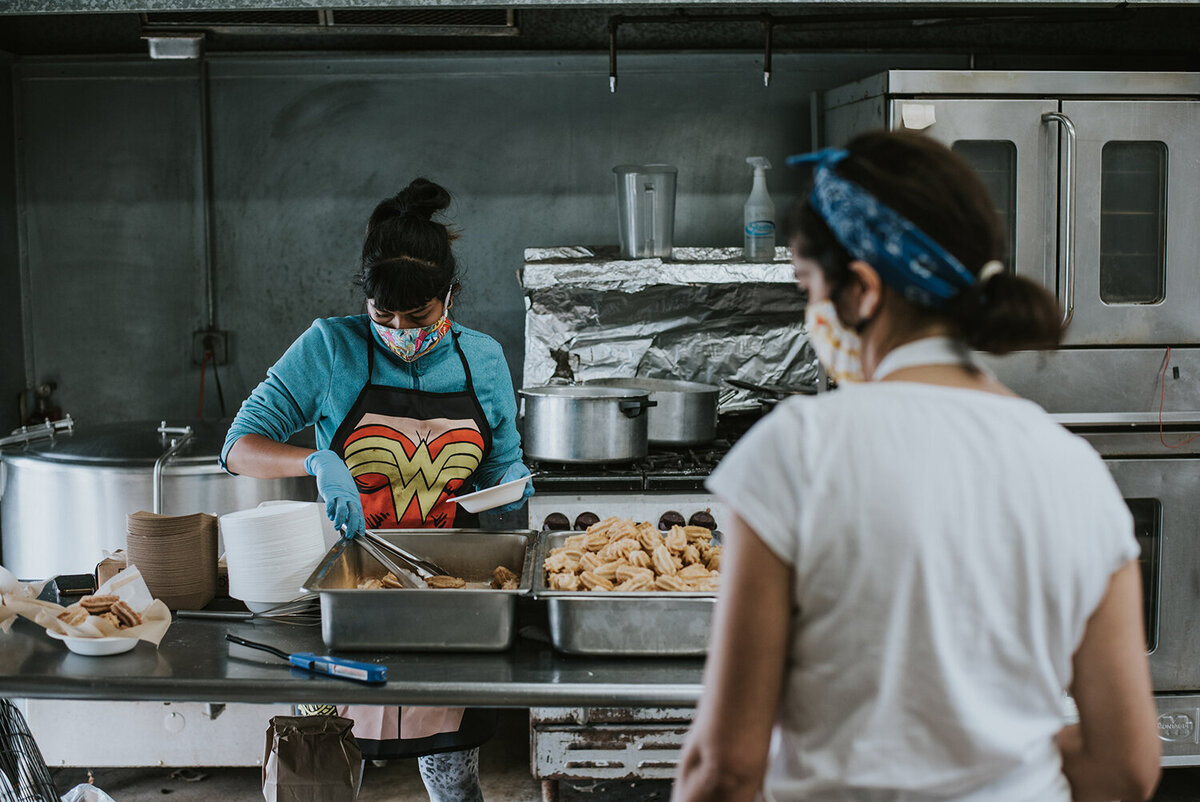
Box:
[743,157,775,262]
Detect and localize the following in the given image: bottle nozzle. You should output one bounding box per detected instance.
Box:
[746,156,772,173]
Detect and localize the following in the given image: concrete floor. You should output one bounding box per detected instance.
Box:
[42,710,1200,801]
[47,709,672,802]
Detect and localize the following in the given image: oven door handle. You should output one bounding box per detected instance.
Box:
[1042,111,1076,330]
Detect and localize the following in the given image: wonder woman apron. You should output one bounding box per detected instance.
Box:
[323,328,497,758]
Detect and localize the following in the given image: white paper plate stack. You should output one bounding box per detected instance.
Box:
[219,501,328,612]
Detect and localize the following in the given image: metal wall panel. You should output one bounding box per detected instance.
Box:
[15,59,205,425]
[12,51,963,428]
[0,54,23,434]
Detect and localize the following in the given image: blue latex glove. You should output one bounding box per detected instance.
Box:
[492,462,535,513]
[304,450,365,539]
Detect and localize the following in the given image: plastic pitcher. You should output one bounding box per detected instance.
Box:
[614,164,677,259]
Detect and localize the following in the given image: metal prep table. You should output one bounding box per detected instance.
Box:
[0,615,704,707]
[0,612,703,795]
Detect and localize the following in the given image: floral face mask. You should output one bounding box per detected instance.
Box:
[371,290,452,363]
[804,299,864,385]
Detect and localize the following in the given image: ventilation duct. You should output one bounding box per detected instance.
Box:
[140,9,519,38]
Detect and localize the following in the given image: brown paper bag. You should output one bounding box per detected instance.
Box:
[262,715,362,802]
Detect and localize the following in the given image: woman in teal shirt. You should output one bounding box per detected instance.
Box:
[223,177,532,800]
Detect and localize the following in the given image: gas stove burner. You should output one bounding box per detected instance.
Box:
[574,511,601,530]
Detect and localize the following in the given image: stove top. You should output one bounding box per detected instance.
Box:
[527,412,757,493]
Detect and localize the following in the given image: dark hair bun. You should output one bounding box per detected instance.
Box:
[947,271,1063,354]
[392,177,450,221]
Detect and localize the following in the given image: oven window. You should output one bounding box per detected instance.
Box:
[1125,498,1160,652]
[951,141,1016,275]
[1100,142,1167,304]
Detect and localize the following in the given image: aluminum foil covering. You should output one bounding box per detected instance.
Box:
[521,247,818,412]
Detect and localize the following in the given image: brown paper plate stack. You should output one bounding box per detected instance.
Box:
[125,511,218,611]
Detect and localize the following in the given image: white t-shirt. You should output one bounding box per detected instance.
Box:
[706,381,1139,802]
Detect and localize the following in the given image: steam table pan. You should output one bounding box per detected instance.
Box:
[302,529,535,652]
[532,530,716,657]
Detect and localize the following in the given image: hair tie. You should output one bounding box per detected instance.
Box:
[977,261,1005,283]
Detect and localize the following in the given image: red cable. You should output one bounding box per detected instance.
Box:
[197,350,210,419]
[1159,345,1200,449]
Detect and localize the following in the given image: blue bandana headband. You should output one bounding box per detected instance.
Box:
[786,148,977,308]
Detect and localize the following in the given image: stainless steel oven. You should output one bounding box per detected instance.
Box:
[1071,422,1200,765]
[823,70,1200,347]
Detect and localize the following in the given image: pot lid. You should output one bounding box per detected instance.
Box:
[520,385,650,400]
[584,377,719,394]
[13,420,233,467]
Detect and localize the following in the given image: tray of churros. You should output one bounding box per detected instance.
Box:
[532,516,722,656]
[302,529,535,652]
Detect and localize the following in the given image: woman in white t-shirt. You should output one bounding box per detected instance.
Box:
[673,131,1160,802]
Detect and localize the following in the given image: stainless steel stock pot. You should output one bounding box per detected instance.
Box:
[584,378,719,445]
[0,419,315,579]
[519,386,656,464]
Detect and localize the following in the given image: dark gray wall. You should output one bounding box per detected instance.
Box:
[0,52,23,434]
[15,59,205,424]
[12,50,966,427]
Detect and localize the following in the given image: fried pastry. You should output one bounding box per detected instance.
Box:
[626,549,652,569]
[615,575,654,591]
[542,516,722,593]
[110,600,142,628]
[79,594,119,614]
[425,575,467,589]
[379,573,405,589]
[592,560,622,580]
[550,572,580,591]
[636,526,663,553]
[100,611,122,628]
[615,564,655,584]
[56,606,89,626]
[654,575,687,592]
[357,578,384,590]
[665,526,687,553]
[678,563,712,582]
[491,565,519,590]
[652,545,677,576]
[585,531,611,552]
[578,552,603,573]
[543,551,578,574]
[578,571,614,591]
[706,550,723,571]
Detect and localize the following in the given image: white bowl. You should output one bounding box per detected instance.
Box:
[451,475,531,513]
[47,629,138,656]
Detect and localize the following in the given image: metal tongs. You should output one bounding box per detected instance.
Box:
[358,530,449,582]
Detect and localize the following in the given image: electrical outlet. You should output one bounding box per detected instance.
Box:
[193,330,230,366]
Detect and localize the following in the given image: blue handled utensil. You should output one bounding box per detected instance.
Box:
[225,633,387,684]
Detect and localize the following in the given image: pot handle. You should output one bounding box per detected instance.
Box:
[618,398,657,418]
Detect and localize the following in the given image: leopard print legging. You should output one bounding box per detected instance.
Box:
[417,747,484,802]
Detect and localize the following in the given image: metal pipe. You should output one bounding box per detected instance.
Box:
[1042,111,1077,329]
[198,54,217,330]
[0,416,74,449]
[153,421,195,515]
[608,17,618,93]
[762,16,773,87]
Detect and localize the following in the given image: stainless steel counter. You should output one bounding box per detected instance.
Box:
[0,616,705,707]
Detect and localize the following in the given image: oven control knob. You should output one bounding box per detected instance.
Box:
[688,510,717,531]
[542,513,571,532]
[658,510,686,531]
[573,512,600,531]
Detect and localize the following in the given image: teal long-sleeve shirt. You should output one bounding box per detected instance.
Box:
[221,316,524,491]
